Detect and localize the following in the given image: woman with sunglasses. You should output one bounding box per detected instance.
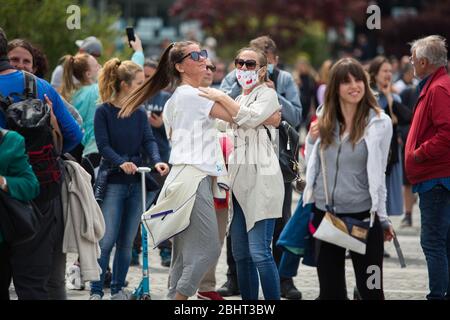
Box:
[198,47,284,300]
[118,42,243,300]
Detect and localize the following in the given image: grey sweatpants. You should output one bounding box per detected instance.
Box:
[198,206,228,292]
[167,176,221,299]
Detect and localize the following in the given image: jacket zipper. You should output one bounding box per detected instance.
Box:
[331,141,342,212]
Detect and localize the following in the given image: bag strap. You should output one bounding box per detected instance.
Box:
[319,146,333,214]
[0,129,7,145]
[22,71,37,99]
[269,68,280,90]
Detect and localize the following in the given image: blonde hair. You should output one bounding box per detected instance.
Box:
[318,59,333,84]
[60,53,91,101]
[98,58,142,103]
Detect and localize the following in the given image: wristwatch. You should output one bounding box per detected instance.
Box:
[0,177,7,191]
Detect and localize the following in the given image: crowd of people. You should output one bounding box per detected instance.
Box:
[0,24,449,301]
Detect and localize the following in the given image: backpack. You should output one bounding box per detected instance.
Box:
[267,69,305,186]
[0,71,63,201]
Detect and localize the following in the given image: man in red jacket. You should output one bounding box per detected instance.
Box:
[405,35,450,300]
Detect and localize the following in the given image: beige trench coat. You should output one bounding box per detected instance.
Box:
[223,84,284,232]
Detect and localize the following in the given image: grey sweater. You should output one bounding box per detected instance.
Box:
[313,129,372,214]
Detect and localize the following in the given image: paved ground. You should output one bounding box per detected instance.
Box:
[10,192,428,300]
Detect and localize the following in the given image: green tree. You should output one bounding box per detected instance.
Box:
[0,0,122,79]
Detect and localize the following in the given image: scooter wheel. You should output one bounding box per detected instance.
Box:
[142,294,152,300]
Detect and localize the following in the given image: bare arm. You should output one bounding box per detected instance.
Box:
[210,102,235,123]
[199,87,240,117]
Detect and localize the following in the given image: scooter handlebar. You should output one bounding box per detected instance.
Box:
[137,167,152,173]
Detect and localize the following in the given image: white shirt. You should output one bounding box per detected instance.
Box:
[163,85,225,176]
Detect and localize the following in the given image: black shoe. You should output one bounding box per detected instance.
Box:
[103,269,128,288]
[103,269,112,289]
[160,248,171,268]
[280,278,302,300]
[353,287,362,300]
[217,277,240,297]
[400,214,412,228]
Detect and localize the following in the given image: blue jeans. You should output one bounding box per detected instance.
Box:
[230,195,280,300]
[419,184,450,300]
[90,183,143,296]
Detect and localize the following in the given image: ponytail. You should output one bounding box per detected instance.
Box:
[119,43,174,118]
[60,55,76,101]
[59,53,91,101]
[99,58,142,104]
[98,58,121,103]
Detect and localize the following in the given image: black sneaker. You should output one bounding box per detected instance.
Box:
[217,277,240,297]
[400,214,412,228]
[160,248,171,268]
[103,269,128,288]
[280,278,302,300]
[103,269,112,288]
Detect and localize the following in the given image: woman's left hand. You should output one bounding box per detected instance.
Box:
[154,162,170,176]
[384,224,395,242]
[198,87,225,102]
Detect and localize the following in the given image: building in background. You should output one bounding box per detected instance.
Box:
[86,0,204,57]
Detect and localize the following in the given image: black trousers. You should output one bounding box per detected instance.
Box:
[312,206,385,300]
[1,195,66,300]
[226,182,293,281]
[0,243,11,300]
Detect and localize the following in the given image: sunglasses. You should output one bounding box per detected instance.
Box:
[234,59,258,70]
[177,49,208,63]
[206,65,216,72]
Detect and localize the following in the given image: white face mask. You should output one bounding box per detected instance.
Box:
[236,68,261,90]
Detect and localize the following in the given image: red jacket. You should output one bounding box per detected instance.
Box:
[405,67,450,184]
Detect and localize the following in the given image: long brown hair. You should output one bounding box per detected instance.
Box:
[60,53,91,101]
[319,57,381,148]
[368,56,389,88]
[98,58,142,103]
[368,56,398,125]
[119,41,197,118]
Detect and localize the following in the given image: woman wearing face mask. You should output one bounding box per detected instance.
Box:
[368,57,412,224]
[199,47,283,300]
[89,58,169,300]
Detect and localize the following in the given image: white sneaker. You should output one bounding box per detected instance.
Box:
[89,294,102,300]
[110,290,132,300]
[66,264,85,290]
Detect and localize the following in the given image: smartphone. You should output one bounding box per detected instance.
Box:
[126,27,135,47]
[151,111,162,117]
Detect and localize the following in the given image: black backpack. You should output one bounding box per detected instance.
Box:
[0,71,63,201]
[267,69,305,185]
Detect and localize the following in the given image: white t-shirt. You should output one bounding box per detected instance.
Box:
[163,85,226,176]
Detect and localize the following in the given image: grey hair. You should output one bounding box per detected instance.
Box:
[410,35,448,67]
